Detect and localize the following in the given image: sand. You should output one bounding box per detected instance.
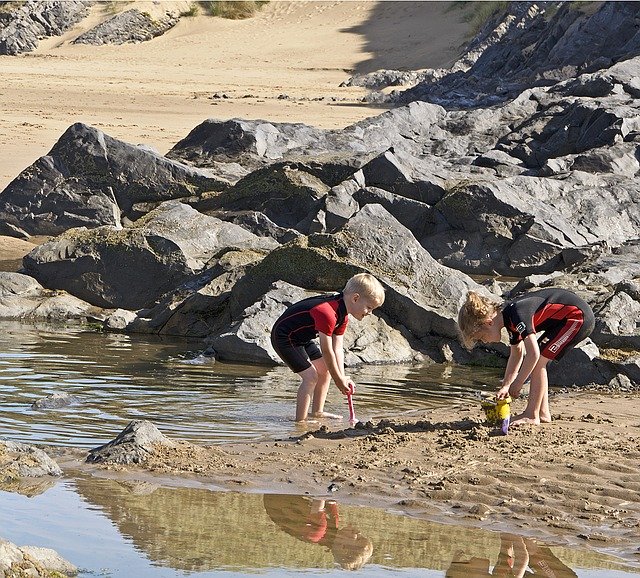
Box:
[58,389,640,565]
[2,1,639,566]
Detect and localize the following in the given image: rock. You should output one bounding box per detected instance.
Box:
[229,204,487,360]
[0,441,62,479]
[0,123,228,236]
[0,538,77,576]
[73,8,178,45]
[592,290,640,349]
[547,339,605,386]
[31,393,81,410]
[87,420,177,465]
[22,200,277,310]
[195,163,330,233]
[399,2,640,108]
[0,272,104,322]
[0,0,90,55]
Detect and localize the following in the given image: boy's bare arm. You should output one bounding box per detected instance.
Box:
[498,342,525,398]
[510,334,541,396]
[318,332,350,394]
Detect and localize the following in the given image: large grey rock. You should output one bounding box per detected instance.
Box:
[229,204,486,359]
[421,174,640,275]
[74,8,178,45]
[196,163,330,233]
[0,123,228,236]
[129,247,266,337]
[167,102,449,171]
[0,272,104,321]
[22,201,277,310]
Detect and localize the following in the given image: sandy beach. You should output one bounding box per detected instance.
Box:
[1,1,639,569]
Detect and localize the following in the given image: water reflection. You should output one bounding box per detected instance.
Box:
[263,495,373,570]
[447,533,578,577]
[55,476,636,576]
[0,321,502,449]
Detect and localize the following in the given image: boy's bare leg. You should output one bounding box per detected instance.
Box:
[540,373,551,423]
[310,358,343,419]
[512,357,551,426]
[296,365,319,421]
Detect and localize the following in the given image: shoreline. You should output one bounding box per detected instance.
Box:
[49,388,640,566]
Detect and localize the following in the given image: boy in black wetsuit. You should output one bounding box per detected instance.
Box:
[271,273,385,422]
[458,288,595,426]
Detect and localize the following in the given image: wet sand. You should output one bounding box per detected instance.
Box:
[57,389,640,565]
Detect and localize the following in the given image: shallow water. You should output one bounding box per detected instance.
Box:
[2,321,638,577]
[0,321,501,449]
[1,478,638,578]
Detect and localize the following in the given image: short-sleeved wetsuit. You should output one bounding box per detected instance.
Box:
[502,288,594,360]
[271,293,348,373]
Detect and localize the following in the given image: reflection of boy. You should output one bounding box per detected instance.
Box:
[263,494,373,570]
[446,533,578,578]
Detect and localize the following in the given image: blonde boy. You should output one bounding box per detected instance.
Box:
[271,273,385,422]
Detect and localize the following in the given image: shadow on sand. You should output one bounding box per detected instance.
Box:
[342,1,471,75]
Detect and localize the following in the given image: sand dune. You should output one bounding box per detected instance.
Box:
[0,1,471,191]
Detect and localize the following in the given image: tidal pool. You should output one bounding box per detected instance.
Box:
[1,321,638,577]
[1,477,638,578]
[0,321,501,448]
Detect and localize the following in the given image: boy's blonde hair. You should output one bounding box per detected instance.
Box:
[457,291,502,350]
[344,273,385,306]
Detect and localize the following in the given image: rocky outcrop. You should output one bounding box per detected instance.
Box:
[0,0,90,55]
[0,123,228,237]
[73,8,179,45]
[399,2,640,108]
[22,200,277,310]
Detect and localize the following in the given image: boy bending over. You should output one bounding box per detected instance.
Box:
[271,273,385,422]
[458,288,594,425]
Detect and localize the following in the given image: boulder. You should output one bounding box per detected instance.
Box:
[421,174,640,275]
[229,204,486,359]
[196,163,330,232]
[0,272,104,321]
[0,537,77,576]
[0,441,62,479]
[0,123,228,236]
[22,201,277,310]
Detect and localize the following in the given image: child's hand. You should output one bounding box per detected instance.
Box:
[497,384,511,399]
[336,379,351,395]
[347,378,355,395]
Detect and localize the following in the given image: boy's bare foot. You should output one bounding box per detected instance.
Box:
[310,411,343,420]
[294,417,320,424]
[510,413,540,426]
